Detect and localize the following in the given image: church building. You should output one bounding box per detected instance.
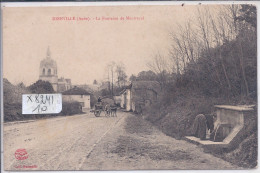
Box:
[39,47,72,92]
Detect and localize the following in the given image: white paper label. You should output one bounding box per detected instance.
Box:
[22,94,62,114]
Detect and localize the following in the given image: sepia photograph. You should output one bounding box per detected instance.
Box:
[1,2,257,171]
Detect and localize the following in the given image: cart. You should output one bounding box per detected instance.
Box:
[94,103,103,117]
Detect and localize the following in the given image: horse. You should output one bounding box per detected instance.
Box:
[104,104,111,117]
[110,106,117,117]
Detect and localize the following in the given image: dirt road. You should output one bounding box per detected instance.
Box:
[4,111,238,170]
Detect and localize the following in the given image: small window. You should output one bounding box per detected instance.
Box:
[48,69,51,75]
[42,68,45,75]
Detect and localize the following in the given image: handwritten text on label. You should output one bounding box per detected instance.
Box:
[22,94,62,114]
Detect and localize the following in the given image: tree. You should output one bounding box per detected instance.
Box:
[137,71,157,81]
[104,61,128,96]
[93,79,98,85]
[116,63,128,87]
[104,62,115,95]
[28,80,54,94]
[147,53,173,89]
[129,74,137,82]
[234,4,256,96]
[109,61,116,96]
[3,78,30,104]
[236,5,256,28]
[17,82,26,89]
[164,4,257,99]
[101,88,110,97]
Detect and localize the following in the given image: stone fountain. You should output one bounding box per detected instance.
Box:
[185,105,255,149]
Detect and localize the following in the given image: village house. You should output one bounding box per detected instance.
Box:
[62,86,91,112]
[120,84,132,111]
[120,81,161,113]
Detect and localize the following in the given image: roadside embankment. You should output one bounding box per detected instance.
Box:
[142,94,257,168]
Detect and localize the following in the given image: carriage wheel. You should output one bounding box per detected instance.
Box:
[94,110,101,117]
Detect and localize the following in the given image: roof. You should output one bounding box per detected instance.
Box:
[119,89,126,95]
[131,81,161,93]
[119,81,161,95]
[215,105,255,112]
[62,86,91,95]
[119,84,132,95]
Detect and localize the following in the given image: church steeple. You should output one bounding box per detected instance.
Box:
[46,46,51,59]
[40,46,58,91]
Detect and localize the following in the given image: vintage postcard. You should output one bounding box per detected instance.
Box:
[1,2,258,171]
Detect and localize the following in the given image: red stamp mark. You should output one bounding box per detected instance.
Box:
[15,149,28,160]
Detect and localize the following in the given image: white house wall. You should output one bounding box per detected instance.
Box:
[120,93,125,108]
[126,89,132,111]
[63,95,90,109]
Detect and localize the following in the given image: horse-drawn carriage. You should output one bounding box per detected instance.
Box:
[93,102,103,117]
[92,98,117,117]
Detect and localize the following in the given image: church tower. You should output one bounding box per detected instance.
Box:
[39,47,58,91]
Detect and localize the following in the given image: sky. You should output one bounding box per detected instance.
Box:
[3,5,213,86]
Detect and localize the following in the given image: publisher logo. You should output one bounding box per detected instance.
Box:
[15,149,28,160]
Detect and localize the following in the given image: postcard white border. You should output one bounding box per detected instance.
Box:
[1,1,259,173]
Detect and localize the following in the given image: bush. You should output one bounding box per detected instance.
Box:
[4,102,23,122]
[3,102,47,122]
[4,101,83,122]
[60,102,83,115]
